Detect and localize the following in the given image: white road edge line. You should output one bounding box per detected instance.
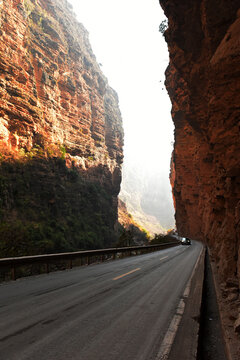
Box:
[160,256,168,261]
[155,246,204,360]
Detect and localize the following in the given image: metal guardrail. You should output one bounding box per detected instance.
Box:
[0,242,180,281]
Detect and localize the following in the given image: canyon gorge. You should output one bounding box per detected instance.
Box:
[1,0,240,353]
[160,0,240,352]
[0,0,123,255]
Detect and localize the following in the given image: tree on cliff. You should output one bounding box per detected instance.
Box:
[159,19,168,35]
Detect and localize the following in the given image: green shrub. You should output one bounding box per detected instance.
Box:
[0,158,117,257]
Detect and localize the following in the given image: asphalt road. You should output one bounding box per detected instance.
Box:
[0,241,203,360]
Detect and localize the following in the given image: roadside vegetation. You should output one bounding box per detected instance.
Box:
[116,224,149,247]
[150,230,178,245]
[0,158,118,257]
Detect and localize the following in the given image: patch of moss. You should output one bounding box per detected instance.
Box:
[59,145,66,160]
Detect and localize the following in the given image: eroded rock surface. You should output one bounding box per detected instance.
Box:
[160,0,240,284]
[160,0,240,354]
[0,0,123,254]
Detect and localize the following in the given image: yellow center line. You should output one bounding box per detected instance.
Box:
[113,268,141,281]
[160,256,168,261]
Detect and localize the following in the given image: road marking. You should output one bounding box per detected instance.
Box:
[160,256,168,261]
[155,246,204,360]
[156,300,185,360]
[113,268,141,281]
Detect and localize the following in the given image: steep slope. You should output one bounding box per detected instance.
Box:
[120,162,174,235]
[160,0,240,348]
[0,0,123,255]
[118,199,149,246]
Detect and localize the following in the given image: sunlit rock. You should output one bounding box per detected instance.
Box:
[0,0,123,255]
[160,0,240,351]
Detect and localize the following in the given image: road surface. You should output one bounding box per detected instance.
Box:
[0,241,203,360]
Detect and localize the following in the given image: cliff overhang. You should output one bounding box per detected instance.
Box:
[160,0,240,351]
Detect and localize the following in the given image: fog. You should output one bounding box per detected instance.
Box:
[68,0,175,233]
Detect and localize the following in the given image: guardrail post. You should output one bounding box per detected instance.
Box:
[69,259,72,269]
[101,255,104,262]
[11,265,16,281]
[87,256,90,265]
[46,263,49,274]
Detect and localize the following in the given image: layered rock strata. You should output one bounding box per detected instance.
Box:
[0,0,123,254]
[160,0,240,350]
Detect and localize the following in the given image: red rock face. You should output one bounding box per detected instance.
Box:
[160,0,240,285]
[0,0,123,253]
[0,0,123,172]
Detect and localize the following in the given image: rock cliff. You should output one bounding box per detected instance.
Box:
[160,0,240,347]
[0,0,123,255]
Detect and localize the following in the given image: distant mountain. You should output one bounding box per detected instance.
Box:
[118,199,149,245]
[119,161,175,235]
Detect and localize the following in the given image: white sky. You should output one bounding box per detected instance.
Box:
[68,0,174,216]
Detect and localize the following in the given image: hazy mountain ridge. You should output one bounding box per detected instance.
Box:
[120,161,175,235]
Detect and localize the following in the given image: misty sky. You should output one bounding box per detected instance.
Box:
[68,0,175,227]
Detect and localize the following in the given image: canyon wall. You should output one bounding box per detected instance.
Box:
[160,0,240,292]
[0,0,123,255]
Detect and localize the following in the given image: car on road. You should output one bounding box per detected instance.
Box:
[181,237,192,245]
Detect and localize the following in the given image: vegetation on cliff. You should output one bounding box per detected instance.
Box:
[117,199,150,246]
[0,157,119,257]
[0,0,123,257]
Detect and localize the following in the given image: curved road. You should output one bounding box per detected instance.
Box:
[0,241,203,360]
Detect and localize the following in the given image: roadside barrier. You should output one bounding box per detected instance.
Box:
[0,242,180,281]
